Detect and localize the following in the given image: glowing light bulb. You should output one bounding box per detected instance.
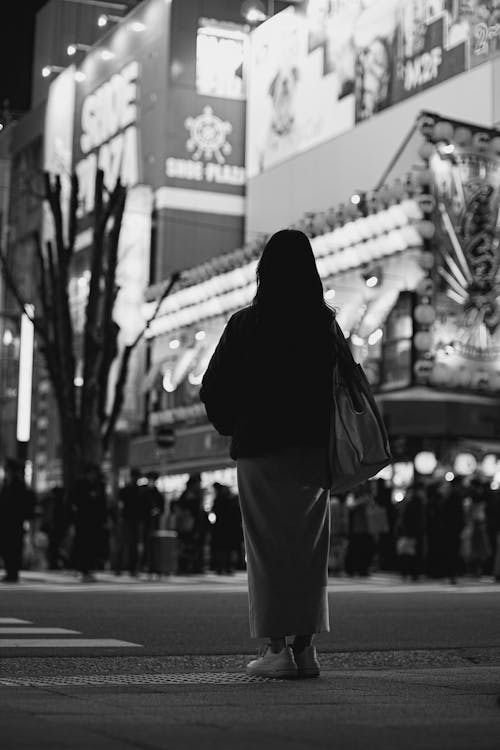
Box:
[351,334,365,347]
[368,328,383,345]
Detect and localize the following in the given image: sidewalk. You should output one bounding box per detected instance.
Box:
[1,663,499,750]
[11,569,500,592]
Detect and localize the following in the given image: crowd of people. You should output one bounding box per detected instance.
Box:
[329,476,500,584]
[1,458,500,585]
[0,463,244,582]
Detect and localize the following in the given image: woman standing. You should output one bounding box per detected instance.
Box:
[200,229,336,679]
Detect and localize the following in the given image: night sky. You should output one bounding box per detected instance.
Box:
[1,0,48,113]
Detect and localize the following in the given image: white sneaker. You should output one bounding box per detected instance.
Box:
[246,645,298,679]
[293,645,320,678]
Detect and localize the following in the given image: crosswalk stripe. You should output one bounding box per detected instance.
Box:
[0,639,142,648]
[0,627,81,635]
[0,618,32,625]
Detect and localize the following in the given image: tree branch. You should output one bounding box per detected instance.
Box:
[102,270,181,449]
[98,183,127,423]
[67,172,79,260]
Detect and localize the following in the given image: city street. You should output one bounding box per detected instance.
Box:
[1,573,499,749]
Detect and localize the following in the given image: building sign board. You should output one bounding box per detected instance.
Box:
[75,61,140,216]
[247,0,500,177]
[165,104,245,189]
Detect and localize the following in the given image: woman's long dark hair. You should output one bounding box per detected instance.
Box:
[253,229,331,321]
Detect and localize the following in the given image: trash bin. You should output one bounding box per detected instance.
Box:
[150,530,179,575]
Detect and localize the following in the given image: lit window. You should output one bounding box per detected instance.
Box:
[196,20,247,100]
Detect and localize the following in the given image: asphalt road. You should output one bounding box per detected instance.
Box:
[1,579,500,658]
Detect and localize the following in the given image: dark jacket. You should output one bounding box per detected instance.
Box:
[0,478,36,530]
[200,305,335,459]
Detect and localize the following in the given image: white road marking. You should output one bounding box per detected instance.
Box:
[0,618,32,625]
[0,639,142,648]
[0,627,80,635]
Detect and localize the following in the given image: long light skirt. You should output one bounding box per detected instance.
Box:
[237,446,330,638]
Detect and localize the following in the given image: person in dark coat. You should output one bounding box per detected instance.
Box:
[141,471,165,574]
[344,483,376,577]
[489,486,500,582]
[200,229,336,679]
[43,485,71,570]
[0,458,36,583]
[396,482,426,581]
[210,482,243,574]
[176,473,208,574]
[72,463,108,582]
[116,468,146,576]
[435,478,465,584]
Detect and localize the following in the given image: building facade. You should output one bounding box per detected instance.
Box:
[138,2,500,497]
[2,0,500,497]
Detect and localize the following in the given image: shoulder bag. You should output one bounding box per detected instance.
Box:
[328,319,392,493]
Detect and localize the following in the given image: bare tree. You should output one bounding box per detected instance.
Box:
[0,169,180,493]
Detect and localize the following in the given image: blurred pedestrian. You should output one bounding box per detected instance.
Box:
[210,482,242,575]
[72,463,108,583]
[489,486,500,582]
[42,485,70,570]
[425,481,442,578]
[395,482,426,581]
[0,458,36,583]
[345,483,376,577]
[175,473,208,574]
[141,472,165,574]
[437,478,465,584]
[200,229,335,679]
[328,493,349,576]
[463,479,491,577]
[116,468,146,576]
[374,478,396,570]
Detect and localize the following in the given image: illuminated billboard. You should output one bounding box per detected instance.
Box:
[247,0,499,177]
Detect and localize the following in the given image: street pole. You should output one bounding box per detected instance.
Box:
[16,307,34,463]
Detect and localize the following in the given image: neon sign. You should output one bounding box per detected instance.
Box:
[75,61,140,216]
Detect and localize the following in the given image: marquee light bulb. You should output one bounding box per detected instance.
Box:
[75,71,86,82]
[351,334,365,347]
[440,143,455,155]
[365,275,379,288]
[129,21,146,32]
[42,66,51,78]
[98,14,108,27]
[101,50,115,61]
[368,328,383,345]
[67,44,77,56]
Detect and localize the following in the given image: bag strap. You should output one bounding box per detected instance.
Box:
[331,318,357,372]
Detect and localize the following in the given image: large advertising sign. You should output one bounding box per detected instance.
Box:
[247,0,500,177]
[71,0,169,215]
